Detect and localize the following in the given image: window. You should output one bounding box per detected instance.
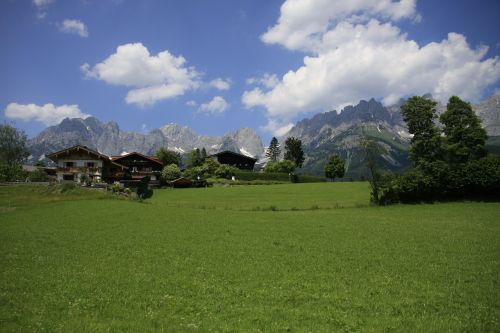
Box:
[65,162,74,168]
[63,174,74,181]
[86,162,95,168]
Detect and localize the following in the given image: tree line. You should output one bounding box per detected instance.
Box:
[369,95,500,204]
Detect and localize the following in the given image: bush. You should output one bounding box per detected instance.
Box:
[161,164,182,181]
[234,171,291,182]
[183,166,204,180]
[377,157,500,204]
[27,169,49,182]
[136,176,153,199]
[215,164,239,179]
[264,160,295,174]
[0,164,26,182]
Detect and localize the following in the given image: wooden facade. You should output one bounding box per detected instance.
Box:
[47,145,127,183]
[210,151,257,170]
[111,152,163,187]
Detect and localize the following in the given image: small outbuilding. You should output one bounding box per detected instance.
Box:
[168,177,193,188]
[210,151,257,170]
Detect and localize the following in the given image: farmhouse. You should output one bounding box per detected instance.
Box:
[111,152,163,187]
[210,150,257,170]
[47,145,127,183]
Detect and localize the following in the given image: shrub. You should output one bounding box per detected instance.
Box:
[215,164,239,179]
[377,156,500,204]
[161,164,182,181]
[264,160,295,173]
[136,176,153,199]
[27,169,49,182]
[0,164,26,182]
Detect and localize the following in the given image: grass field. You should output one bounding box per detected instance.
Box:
[1,183,499,332]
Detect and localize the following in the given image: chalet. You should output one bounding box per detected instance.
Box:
[111,152,163,187]
[210,151,257,170]
[47,145,127,183]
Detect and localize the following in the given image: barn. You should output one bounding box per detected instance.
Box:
[210,151,257,170]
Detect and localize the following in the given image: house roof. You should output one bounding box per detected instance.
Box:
[111,152,163,166]
[209,150,258,161]
[46,145,127,170]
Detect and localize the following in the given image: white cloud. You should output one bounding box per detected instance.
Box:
[33,0,54,6]
[199,96,229,114]
[59,19,88,38]
[260,119,294,137]
[209,78,231,90]
[261,0,418,52]
[186,100,198,107]
[246,73,279,89]
[33,0,54,18]
[81,43,201,106]
[244,0,500,130]
[4,103,90,126]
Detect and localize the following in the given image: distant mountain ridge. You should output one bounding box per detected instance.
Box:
[283,94,500,177]
[28,118,265,163]
[27,94,499,176]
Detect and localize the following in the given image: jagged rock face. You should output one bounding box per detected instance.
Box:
[282,99,411,177]
[28,118,265,163]
[282,95,500,177]
[474,95,500,136]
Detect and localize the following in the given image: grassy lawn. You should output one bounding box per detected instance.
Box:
[0,183,499,332]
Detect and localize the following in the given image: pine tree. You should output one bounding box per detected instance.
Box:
[266,137,281,162]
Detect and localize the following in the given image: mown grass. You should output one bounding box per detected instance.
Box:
[151,182,371,211]
[0,183,499,332]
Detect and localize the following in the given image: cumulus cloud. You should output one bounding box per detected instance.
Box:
[246,73,279,89]
[59,19,88,38]
[81,43,201,106]
[261,0,418,52]
[198,96,229,114]
[260,119,294,137]
[4,103,90,126]
[209,78,231,90]
[243,0,500,135]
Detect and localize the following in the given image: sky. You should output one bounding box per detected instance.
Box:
[1,0,499,142]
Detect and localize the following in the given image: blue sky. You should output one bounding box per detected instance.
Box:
[1,0,499,142]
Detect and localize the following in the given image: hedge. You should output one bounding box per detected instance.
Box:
[233,171,326,183]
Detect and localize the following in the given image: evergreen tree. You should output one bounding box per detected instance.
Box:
[400,96,442,166]
[324,155,345,181]
[186,148,203,169]
[200,147,208,162]
[283,137,305,168]
[156,148,181,166]
[440,96,487,164]
[266,137,280,162]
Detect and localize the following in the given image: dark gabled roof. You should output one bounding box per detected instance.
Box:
[209,150,257,161]
[46,145,127,170]
[111,152,163,166]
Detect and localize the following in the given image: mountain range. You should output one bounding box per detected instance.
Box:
[27,94,500,177]
[28,119,264,162]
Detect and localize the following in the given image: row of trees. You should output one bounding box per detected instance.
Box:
[373,95,499,204]
[156,147,240,182]
[264,136,305,173]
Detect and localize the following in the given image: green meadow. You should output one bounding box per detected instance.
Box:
[0,183,499,332]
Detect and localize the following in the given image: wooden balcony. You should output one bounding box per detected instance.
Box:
[57,167,102,174]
